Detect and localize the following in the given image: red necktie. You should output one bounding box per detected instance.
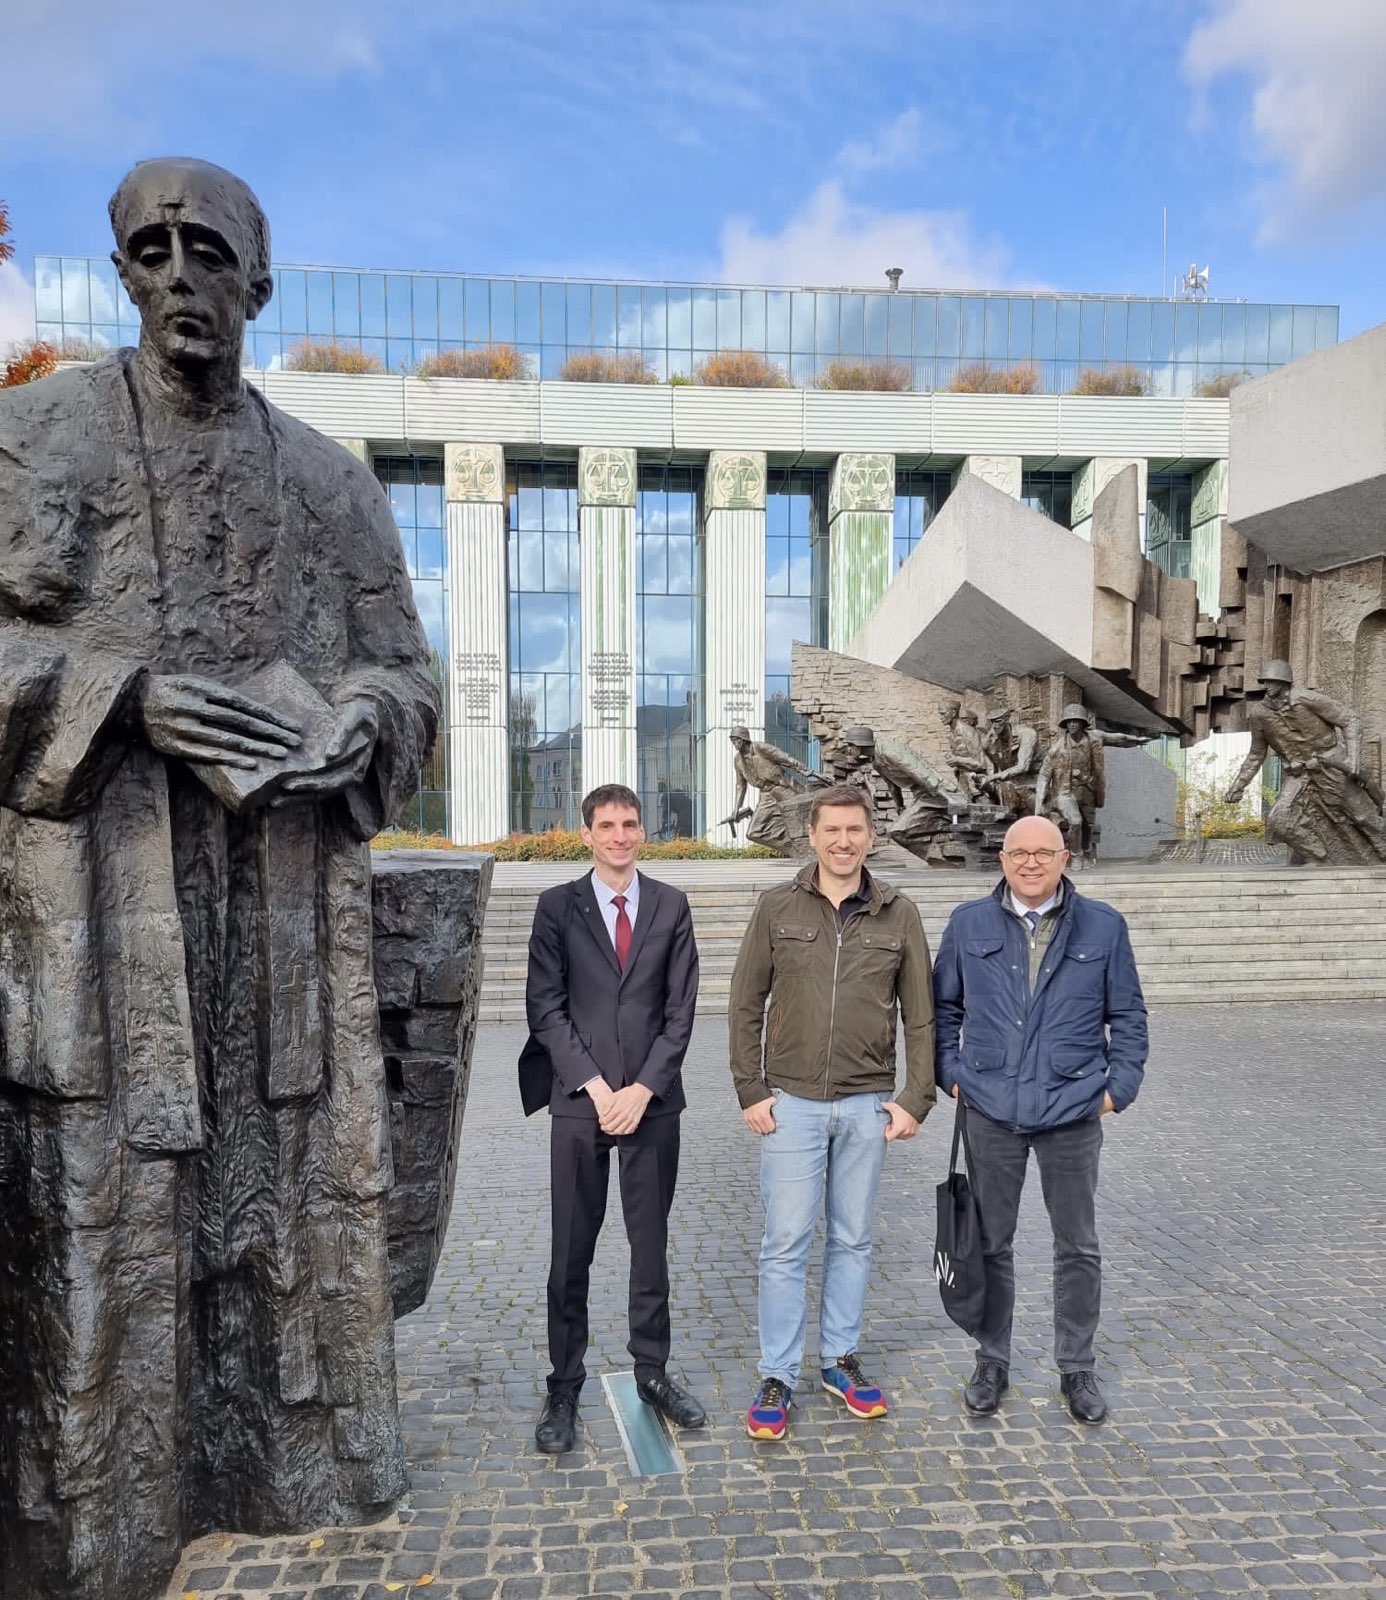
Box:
[612,894,632,970]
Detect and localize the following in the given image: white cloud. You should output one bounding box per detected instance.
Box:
[834,108,925,182]
[1184,0,1386,239]
[0,264,37,352]
[718,181,1015,292]
[0,1,383,142]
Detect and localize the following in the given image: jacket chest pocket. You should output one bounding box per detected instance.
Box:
[854,928,903,984]
[1062,945,1107,990]
[771,923,821,974]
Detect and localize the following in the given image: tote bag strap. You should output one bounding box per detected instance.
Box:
[949,1099,979,1177]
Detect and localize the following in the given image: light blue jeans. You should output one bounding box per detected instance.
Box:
[757,1089,890,1387]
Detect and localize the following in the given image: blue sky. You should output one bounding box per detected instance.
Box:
[3,0,1384,347]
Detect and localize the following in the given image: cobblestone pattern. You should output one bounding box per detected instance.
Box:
[167,1004,1386,1599]
[1159,840,1292,867]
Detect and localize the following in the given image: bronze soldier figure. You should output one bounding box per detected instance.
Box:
[727,724,820,852]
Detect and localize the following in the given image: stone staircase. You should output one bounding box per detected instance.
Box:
[475,860,1386,1023]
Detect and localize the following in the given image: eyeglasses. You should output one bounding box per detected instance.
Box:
[1003,848,1062,864]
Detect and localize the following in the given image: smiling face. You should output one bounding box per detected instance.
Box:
[999,814,1069,908]
[809,801,873,888]
[582,802,645,882]
[111,161,272,374]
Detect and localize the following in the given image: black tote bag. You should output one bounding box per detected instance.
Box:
[934,1101,987,1335]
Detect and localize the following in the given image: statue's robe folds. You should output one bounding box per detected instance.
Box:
[0,355,440,1600]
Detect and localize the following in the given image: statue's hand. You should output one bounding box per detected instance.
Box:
[141,673,302,767]
[1223,785,1243,805]
[277,697,378,799]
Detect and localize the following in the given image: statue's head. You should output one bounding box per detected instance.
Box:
[729,724,751,750]
[840,725,875,764]
[988,708,1012,727]
[938,698,960,724]
[1059,702,1090,735]
[1258,660,1293,704]
[110,158,273,372]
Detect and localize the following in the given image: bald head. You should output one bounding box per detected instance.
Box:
[1002,814,1065,855]
[999,813,1068,908]
[110,158,271,280]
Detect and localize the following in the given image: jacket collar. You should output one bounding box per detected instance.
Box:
[793,860,895,912]
[989,873,1078,920]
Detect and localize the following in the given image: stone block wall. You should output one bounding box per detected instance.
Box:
[371,850,494,1318]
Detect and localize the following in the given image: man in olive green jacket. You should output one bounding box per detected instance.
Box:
[729,784,935,1441]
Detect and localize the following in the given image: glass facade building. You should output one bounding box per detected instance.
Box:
[35,255,1339,398]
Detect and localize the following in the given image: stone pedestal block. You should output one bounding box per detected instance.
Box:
[371,850,494,1317]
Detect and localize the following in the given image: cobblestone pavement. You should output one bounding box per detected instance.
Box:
[168,1004,1386,1600]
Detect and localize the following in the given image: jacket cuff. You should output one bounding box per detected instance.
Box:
[895,1087,936,1122]
[735,1079,771,1110]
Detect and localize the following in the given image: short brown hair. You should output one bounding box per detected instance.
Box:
[581,783,642,827]
[808,784,874,830]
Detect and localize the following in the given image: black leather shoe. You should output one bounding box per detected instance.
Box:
[535,1391,578,1454]
[637,1373,707,1429]
[963,1358,1009,1415]
[1060,1370,1107,1425]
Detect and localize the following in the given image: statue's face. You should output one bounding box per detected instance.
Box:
[113,167,270,371]
[1263,679,1290,705]
[938,703,956,724]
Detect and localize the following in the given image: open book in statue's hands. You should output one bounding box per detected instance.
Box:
[188,661,339,813]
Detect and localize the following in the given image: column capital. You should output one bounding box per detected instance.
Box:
[445,442,505,504]
[829,452,895,519]
[579,446,637,508]
[953,455,1022,499]
[1073,457,1146,527]
[706,450,767,512]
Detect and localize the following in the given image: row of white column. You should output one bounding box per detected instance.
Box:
[399,442,1223,845]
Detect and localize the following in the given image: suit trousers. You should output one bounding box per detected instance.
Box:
[546,1112,681,1395]
[967,1109,1104,1373]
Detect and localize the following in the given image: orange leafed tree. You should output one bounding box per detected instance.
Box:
[816,358,912,392]
[284,338,386,374]
[693,348,790,388]
[949,361,1040,394]
[3,341,58,387]
[0,198,14,266]
[1071,363,1147,396]
[558,350,656,383]
[416,344,534,380]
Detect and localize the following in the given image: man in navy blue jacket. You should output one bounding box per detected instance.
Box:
[933,814,1148,1424]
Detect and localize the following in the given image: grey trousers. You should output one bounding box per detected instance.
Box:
[966,1108,1104,1372]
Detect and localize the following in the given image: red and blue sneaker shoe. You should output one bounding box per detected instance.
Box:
[747,1378,792,1441]
[822,1354,888,1418]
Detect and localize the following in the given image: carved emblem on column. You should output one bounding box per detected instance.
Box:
[1071,461,1095,524]
[579,446,637,507]
[959,456,1022,499]
[706,450,767,511]
[829,453,895,519]
[1191,460,1226,526]
[445,442,505,503]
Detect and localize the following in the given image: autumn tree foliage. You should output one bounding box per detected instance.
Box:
[1071,363,1148,396]
[416,344,534,380]
[693,348,790,387]
[2,342,58,387]
[284,338,386,374]
[816,358,911,392]
[0,198,14,266]
[558,350,656,383]
[949,361,1041,394]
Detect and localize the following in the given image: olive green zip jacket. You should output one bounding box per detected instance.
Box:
[728,863,936,1122]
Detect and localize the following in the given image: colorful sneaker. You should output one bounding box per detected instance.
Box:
[746,1378,792,1441]
[822,1354,888,1418]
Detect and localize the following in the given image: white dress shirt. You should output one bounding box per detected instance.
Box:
[591,868,639,950]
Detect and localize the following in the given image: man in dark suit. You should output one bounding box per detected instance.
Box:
[520,782,705,1454]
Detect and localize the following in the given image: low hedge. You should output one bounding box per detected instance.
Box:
[373,829,776,861]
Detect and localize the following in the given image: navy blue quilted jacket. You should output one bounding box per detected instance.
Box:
[933,878,1148,1132]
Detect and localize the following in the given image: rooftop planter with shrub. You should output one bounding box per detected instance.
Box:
[416,344,535,380]
[284,338,385,374]
[374,828,775,860]
[558,350,657,383]
[948,361,1040,394]
[1070,364,1147,396]
[816,358,911,392]
[693,349,790,388]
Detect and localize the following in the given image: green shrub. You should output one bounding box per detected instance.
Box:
[373,828,776,860]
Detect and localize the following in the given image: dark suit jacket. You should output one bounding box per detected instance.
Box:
[519,870,699,1119]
